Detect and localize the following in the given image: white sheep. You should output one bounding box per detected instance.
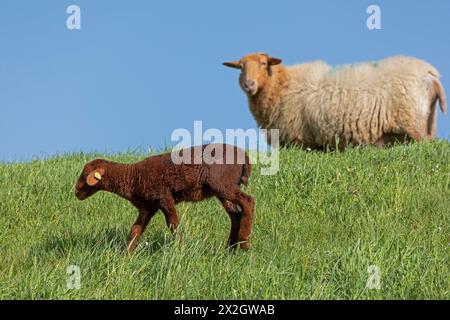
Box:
[223,53,447,149]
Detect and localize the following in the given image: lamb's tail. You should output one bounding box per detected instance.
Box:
[239,154,251,186]
[434,79,447,114]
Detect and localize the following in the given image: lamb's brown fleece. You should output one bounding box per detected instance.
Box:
[75,144,254,252]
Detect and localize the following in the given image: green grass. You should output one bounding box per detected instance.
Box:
[0,141,449,299]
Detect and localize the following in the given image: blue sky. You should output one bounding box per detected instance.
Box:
[1,0,449,161]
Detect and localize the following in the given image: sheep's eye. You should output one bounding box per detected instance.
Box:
[261,61,267,67]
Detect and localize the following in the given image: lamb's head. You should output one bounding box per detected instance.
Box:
[223,53,282,96]
[75,159,108,200]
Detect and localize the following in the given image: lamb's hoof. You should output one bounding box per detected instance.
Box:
[122,250,130,256]
[123,246,135,256]
[240,242,250,251]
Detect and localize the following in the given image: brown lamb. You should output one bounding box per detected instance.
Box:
[75,144,254,252]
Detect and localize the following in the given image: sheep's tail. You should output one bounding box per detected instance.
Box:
[434,79,447,114]
[239,154,251,186]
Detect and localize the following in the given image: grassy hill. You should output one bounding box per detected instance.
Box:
[0,141,449,299]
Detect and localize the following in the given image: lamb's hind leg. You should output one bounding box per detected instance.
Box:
[220,198,242,250]
[225,191,254,250]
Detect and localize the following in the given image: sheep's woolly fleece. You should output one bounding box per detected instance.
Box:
[247,56,446,148]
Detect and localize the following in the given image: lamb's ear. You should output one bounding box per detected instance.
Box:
[223,61,241,69]
[86,168,106,186]
[268,57,282,66]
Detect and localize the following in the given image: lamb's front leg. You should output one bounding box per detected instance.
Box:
[126,207,156,253]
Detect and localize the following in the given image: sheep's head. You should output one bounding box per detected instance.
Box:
[223,53,282,96]
[75,159,107,200]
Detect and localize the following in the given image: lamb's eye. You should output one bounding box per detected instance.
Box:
[261,61,267,67]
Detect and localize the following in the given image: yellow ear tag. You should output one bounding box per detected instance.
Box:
[94,172,102,180]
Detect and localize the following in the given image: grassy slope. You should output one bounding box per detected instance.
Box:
[0,141,449,299]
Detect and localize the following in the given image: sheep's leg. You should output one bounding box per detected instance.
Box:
[160,197,180,233]
[220,198,242,249]
[408,130,422,142]
[230,191,254,251]
[373,137,385,148]
[405,128,434,142]
[126,207,156,253]
[399,127,423,142]
[426,103,437,139]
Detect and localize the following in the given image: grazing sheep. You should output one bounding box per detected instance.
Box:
[223,53,447,149]
[75,144,254,252]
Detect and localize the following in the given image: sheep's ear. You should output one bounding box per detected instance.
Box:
[86,168,105,186]
[268,57,282,66]
[223,61,241,69]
